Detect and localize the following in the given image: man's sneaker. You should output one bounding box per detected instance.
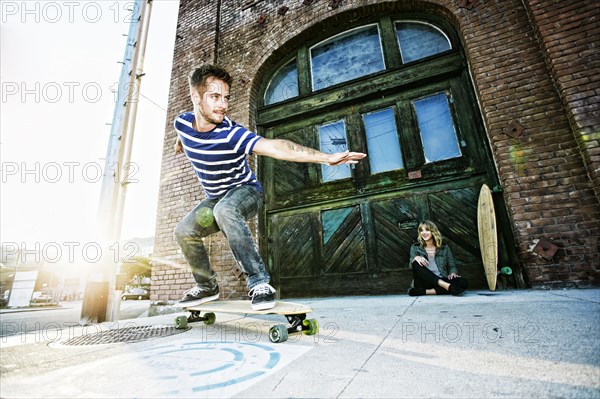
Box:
[249,283,276,311]
[174,286,219,307]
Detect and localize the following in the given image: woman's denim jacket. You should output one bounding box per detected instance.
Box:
[409,243,458,278]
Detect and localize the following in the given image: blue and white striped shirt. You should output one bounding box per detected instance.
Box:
[174,112,263,199]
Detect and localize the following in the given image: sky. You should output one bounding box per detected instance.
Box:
[1,1,180,263]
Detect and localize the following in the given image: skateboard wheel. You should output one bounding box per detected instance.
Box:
[269,324,288,343]
[302,319,319,336]
[203,312,216,325]
[174,315,188,329]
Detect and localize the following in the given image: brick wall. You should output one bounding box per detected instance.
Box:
[520,0,600,286]
[151,0,600,301]
[460,0,600,287]
[523,0,600,199]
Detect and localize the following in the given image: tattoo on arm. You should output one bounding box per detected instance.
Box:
[285,140,317,156]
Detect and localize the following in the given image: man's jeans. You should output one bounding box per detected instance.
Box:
[174,185,270,290]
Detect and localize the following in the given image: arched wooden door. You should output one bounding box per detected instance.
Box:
[256,16,519,297]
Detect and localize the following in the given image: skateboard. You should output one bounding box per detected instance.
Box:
[477,183,498,291]
[174,300,319,343]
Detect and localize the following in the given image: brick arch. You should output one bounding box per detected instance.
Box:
[245,0,599,285]
[245,3,527,295]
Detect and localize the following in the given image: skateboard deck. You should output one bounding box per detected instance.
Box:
[174,300,318,343]
[477,184,498,291]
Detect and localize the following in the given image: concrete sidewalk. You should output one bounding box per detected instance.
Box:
[1,289,599,398]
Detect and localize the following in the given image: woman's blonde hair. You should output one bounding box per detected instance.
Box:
[417,220,443,248]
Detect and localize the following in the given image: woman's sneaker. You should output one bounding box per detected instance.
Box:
[407,287,426,296]
[449,283,466,296]
[175,286,219,307]
[249,283,276,311]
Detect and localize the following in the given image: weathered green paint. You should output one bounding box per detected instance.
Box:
[379,16,402,69]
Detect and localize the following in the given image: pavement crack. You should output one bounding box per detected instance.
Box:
[336,303,413,398]
[272,373,287,392]
[547,291,600,304]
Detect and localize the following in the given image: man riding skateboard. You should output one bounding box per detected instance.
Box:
[173,64,366,310]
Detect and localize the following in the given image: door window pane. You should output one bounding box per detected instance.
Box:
[311,25,385,91]
[413,92,461,163]
[396,21,451,64]
[264,60,299,105]
[362,108,404,174]
[319,120,351,182]
[322,207,353,245]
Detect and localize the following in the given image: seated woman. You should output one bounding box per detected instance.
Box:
[408,220,468,296]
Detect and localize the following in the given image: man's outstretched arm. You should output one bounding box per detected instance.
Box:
[253,138,366,166]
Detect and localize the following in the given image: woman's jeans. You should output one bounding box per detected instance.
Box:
[174,185,270,290]
[411,261,468,294]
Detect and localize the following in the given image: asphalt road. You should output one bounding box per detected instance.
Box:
[0,300,150,338]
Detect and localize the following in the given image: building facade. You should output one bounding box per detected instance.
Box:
[151,0,600,301]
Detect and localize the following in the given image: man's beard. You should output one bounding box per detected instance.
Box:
[197,106,225,126]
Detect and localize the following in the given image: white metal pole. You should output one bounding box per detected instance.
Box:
[106,0,153,322]
[114,0,153,238]
[81,0,148,324]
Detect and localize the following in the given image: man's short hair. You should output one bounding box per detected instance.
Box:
[188,65,233,92]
